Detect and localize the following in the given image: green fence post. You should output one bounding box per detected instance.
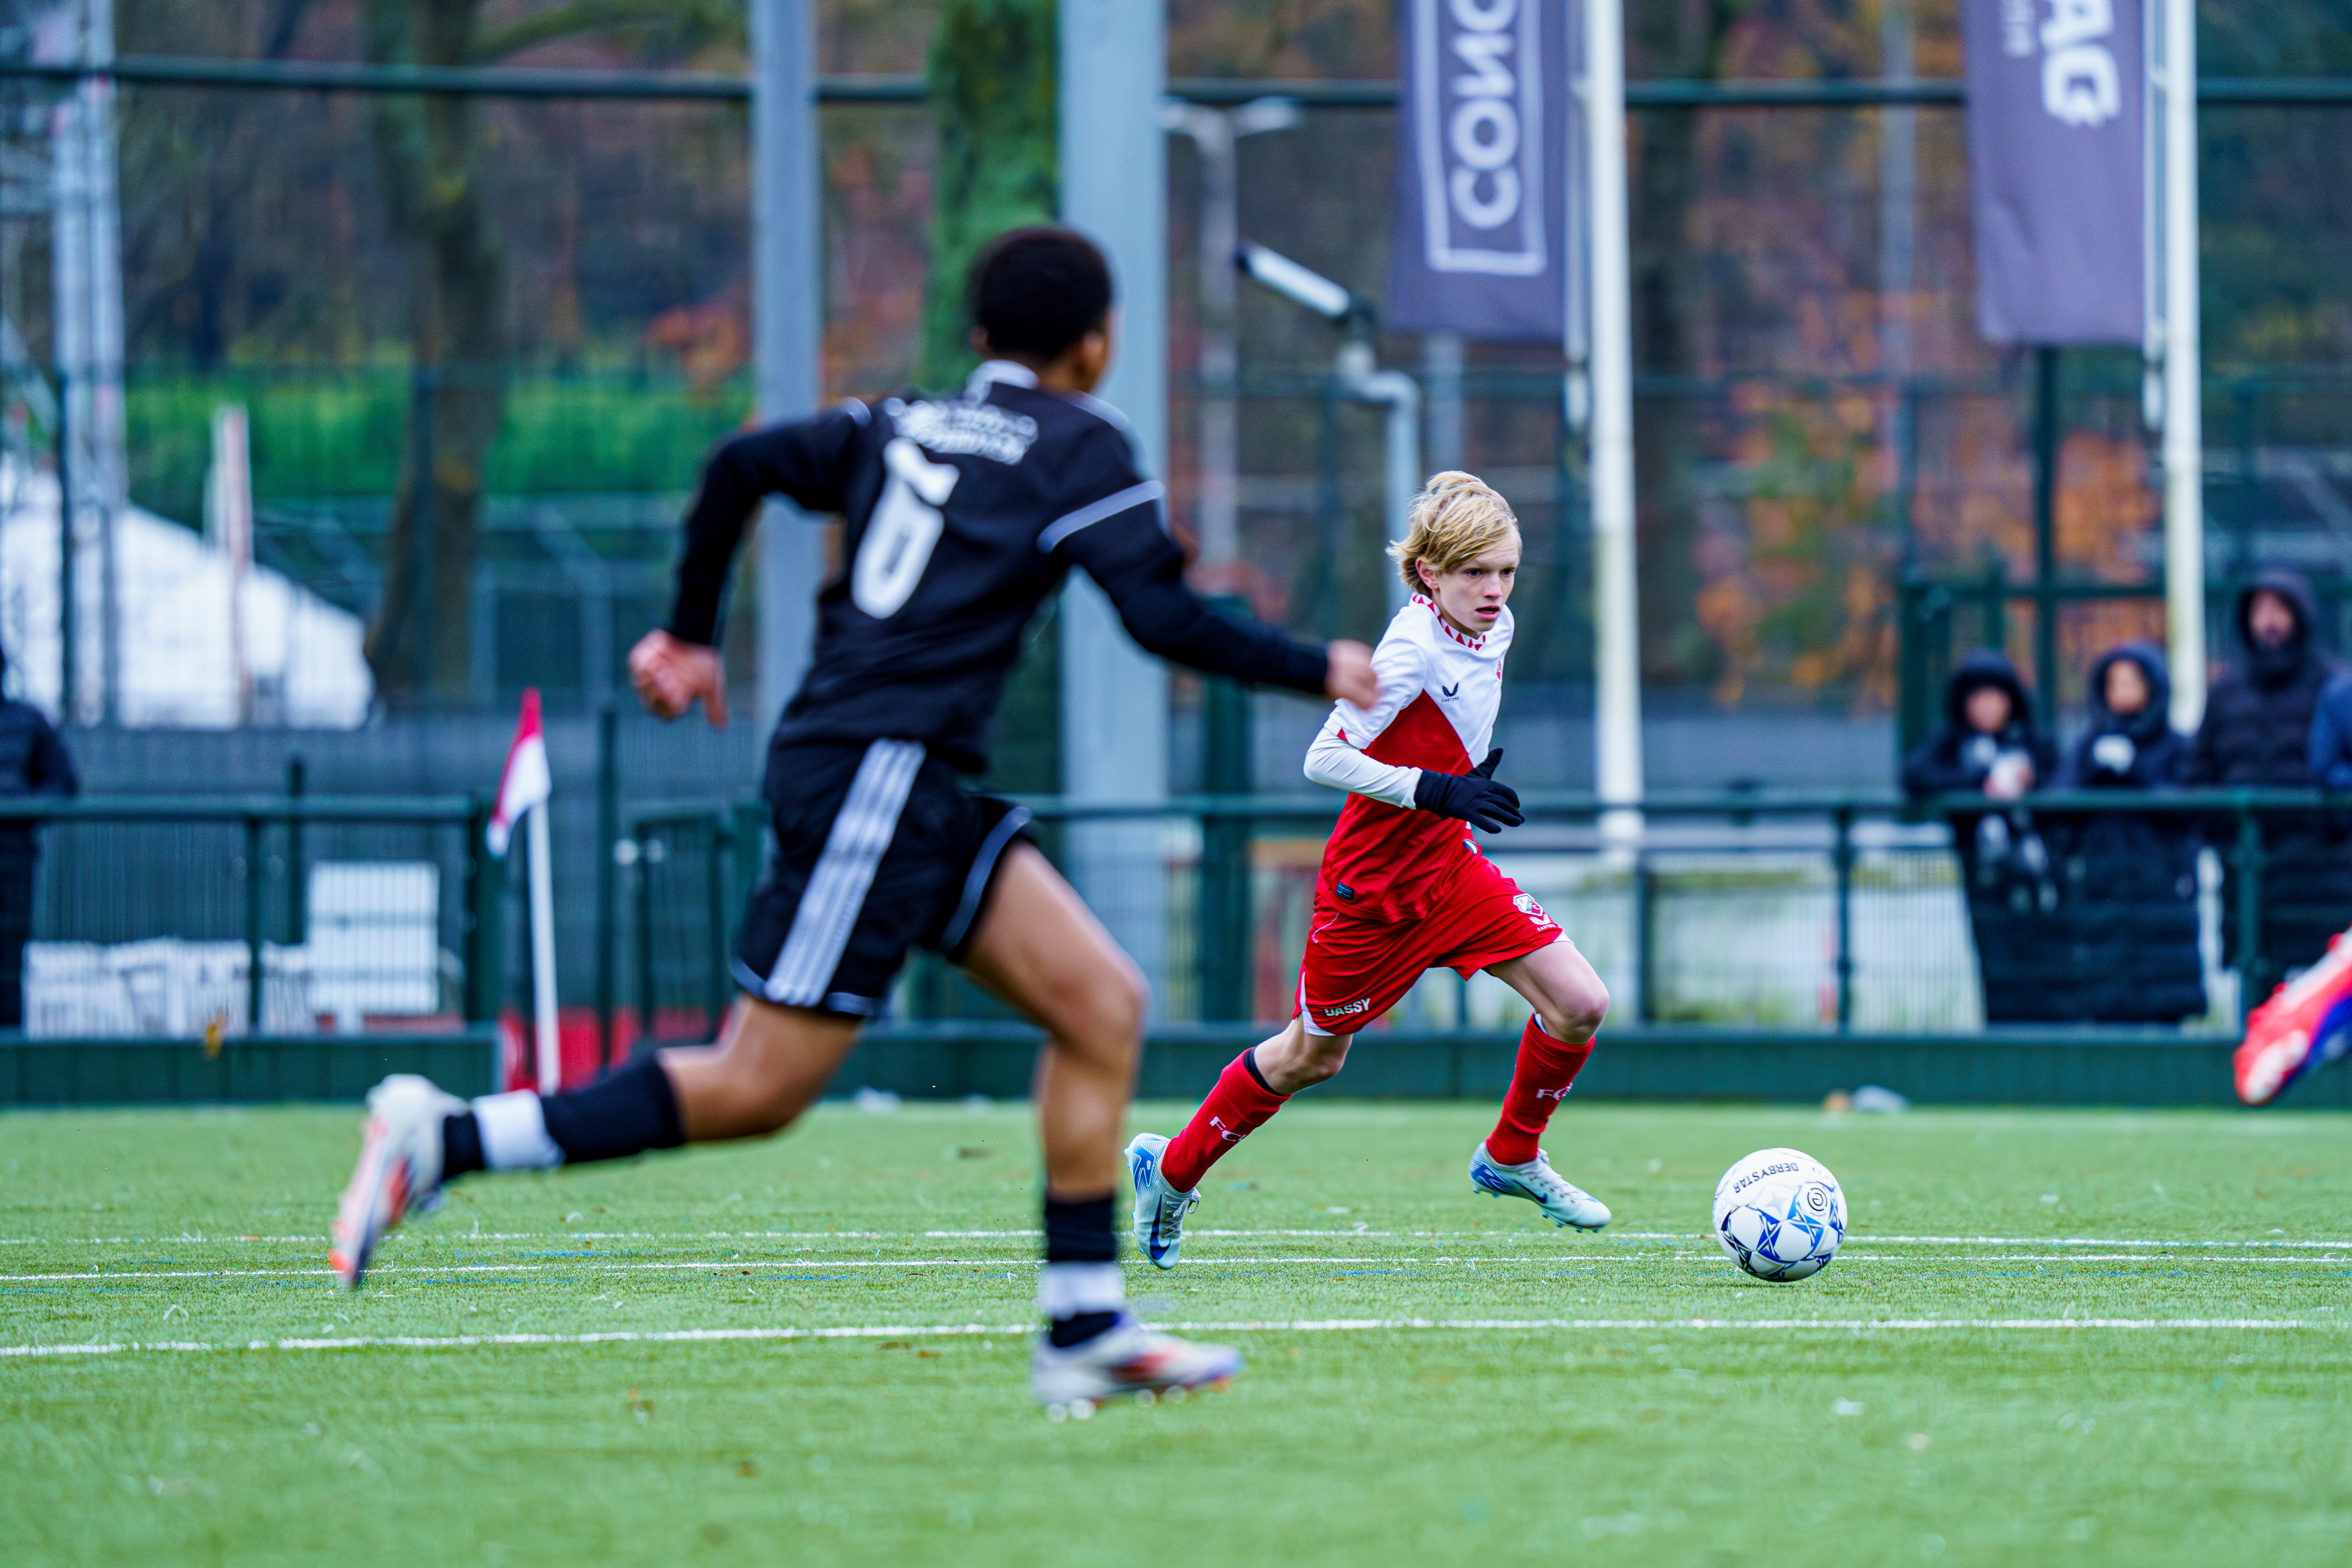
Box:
[243,814,265,1033]
[1833,805,1855,1030]
[1633,853,1656,1025]
[635,823,656,1047]
[463,796,505,1024]
[1983,551,2009,655]
[285,754,307,944]
[1200,638,1253,1020]
[706,811,731,1034]
[2234,802,2267,1004]
[2031,346,2061,717]
[595,701,618,1069]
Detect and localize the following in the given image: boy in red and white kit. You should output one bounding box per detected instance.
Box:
[1127,472,1613,1266]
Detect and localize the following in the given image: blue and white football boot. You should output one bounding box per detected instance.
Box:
[1126,1132,1200,1270]
[1468,1142,1612,1230]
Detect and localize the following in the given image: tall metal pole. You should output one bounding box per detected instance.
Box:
[1061,0,1172,1013]
[41,0,124,726]
[2159,0,2206,731]
[1584,0,1643,840]
[1166,96,1298,590]
[1424,330,1464,474]
[750,0,824,735]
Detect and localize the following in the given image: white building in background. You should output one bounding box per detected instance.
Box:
[0,456,373,727]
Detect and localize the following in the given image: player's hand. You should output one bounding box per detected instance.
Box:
[1414,750,1523,832]
[628,629,729,728]
[1324,640,1377,707]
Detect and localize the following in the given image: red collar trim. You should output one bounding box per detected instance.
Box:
[1412,593,1486,650]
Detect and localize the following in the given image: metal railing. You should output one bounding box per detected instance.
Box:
[616,786,2352,1042]
[0,793,501,1036]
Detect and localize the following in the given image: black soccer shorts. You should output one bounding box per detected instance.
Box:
[731,739,1032,1018]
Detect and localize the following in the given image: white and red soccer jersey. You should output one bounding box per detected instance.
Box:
[1304,593,1511,920]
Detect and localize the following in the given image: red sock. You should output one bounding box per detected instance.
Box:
[1161,1049,1290,1192]
[1485,1016,1594,1165]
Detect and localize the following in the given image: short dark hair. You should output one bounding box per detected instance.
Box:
[968,227,1113,362]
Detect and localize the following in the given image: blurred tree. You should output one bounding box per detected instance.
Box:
[1627,0,1739,693]
[916,0,1060,789]
[916,0,1056,388]
[358,0,735,707]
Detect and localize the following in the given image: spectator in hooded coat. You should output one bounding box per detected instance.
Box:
[1900,647,2056,801]
[2042,642,2205,1022]
[1901,648,2063,1022]
[2185,571,2352,991]
[2304,662,2352,791]
[0,646,77,1029]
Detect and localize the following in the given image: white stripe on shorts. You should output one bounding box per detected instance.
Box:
[762,739,926,1007]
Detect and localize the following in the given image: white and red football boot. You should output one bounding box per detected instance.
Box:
[1030,1317,1242,1411]
[330,1075,464,1289]
[2236,932,2352,1106]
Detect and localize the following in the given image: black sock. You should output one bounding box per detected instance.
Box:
[1042,1192,1121,1347]
[441,1113,485,1178]
[1043,1192,1117,1263]
[1048,1310,1120,1348]
[539,1057,686,1164]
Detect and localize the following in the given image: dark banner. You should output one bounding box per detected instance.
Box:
[1388,0,1576,344]
[1964,0,2146,345]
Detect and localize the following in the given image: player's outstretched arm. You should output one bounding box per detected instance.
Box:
[643,408,867,727]
[1056,501,1372,699]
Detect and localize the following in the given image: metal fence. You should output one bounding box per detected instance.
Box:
[0,793,499,1039]
[617,786,2352,1045]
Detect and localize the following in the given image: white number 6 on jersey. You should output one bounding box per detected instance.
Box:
[853,438,959,619]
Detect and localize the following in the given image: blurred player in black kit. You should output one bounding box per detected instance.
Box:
[333,227,1379,1407]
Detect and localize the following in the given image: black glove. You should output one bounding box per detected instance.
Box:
[1414,748,1522,832]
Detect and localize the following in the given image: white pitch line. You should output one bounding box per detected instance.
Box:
[4,1314,2339,1360]
[10,1227,2352,1252]
[0,1255,1644,1283]
[9,1249,2347,1285]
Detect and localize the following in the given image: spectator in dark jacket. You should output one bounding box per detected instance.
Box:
[2042,642,2205,1022]
[2305,664,2352,791]
[2185,571,2351,989]
[2187,572,2329,788]
[2060,642,2190,791]
[1900,647,2056,801]
[1901,648,2063,1022]
[0,648,78,1029]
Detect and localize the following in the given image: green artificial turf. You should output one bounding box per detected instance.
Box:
[4,1099,2349,1567]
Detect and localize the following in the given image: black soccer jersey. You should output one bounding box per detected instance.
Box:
[665,360,1330,772]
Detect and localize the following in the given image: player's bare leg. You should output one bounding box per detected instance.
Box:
[956,842,1243,1403]
[1128,1013,1361,1269]
[332,994,858,1289]
[660,999,861,1141]
[1470,938,1612,1228]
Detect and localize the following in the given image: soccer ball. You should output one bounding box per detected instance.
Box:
[1711,1147,1846,1282]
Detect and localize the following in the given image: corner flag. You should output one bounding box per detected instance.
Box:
[486,688,551,858]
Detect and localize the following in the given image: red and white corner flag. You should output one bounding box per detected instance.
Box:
[486,688,551,858]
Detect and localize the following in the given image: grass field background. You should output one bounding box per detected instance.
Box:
[4,1098,2349,1566]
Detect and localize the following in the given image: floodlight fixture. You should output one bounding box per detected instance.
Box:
[1234,241,1354,323]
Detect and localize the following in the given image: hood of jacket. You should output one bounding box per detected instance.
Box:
[2085,641,2172,745]
[1943,647,2036,733]
[2236,570,2318,689]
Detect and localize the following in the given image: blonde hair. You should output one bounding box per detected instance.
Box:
[1387,470,1521,592]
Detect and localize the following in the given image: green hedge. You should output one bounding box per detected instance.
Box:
[126,370,756,524]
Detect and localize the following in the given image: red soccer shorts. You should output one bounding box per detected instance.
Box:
[1294,850,1562,1035]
